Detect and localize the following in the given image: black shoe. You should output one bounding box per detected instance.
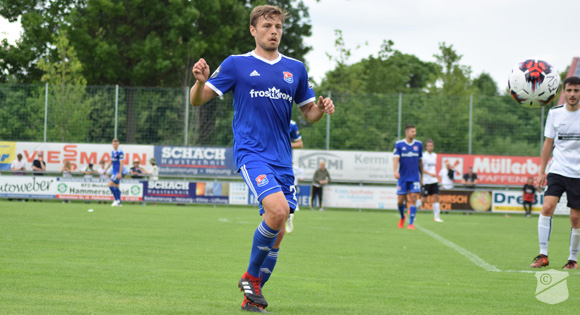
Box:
[241,299,271,313]
[530,254,549,268]
[563,260,578,270]
[238,274,268,307]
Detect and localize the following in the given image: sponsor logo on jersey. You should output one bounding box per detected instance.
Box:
[401,152,420,157]
[249,87,293,102]
[210,66,221,79]
[283,71,294,83]
[250,70,260,77]
[256,174,269,187]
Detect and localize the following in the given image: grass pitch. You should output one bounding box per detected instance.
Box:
[0,200,577,314]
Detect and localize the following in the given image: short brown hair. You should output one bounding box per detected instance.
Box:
[250,5,289,27]
[563,76,580,89]
[405,124,415,131]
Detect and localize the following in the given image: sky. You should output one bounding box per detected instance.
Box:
[2,0,579,92]
[302,0,580,91]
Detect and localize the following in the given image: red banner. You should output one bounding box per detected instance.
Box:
[437,154,541,186]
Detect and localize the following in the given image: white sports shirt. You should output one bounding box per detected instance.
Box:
[422,151,438,184]
[544,104,580,178]
[439,168,455,189]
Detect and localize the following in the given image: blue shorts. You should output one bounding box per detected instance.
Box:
[239,162,297,215]
[109,173,121,185]
[397,179,421,195]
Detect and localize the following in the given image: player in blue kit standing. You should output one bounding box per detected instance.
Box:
[105,138,124,207]
[189,5,335,313]
[393,125,423,230]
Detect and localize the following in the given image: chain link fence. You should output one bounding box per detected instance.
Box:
[0,84,546,156]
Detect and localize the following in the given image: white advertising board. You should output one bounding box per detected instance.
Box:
[321,184,398,209]
[492,190,569,215]
[293,150,394,183]
[0,176,143,201]
[16,142,154,173]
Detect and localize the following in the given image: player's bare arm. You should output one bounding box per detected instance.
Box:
[190,58,218,106]
[393,156,400,179]
[291,138,303,149]
[299,96,335,124]
[419,159,423,185]
[536,137,554,189]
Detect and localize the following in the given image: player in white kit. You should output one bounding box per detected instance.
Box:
[530,76,580,270]
[417,139,443,222]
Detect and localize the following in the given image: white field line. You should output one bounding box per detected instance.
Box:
[415,223,580,275]
[414,223,501,272]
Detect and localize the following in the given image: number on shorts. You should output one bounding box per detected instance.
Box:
[290,185,298,202]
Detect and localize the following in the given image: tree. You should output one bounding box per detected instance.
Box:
[0,0,79,83]
[2,0,314,144]
[37,30,91,142]
[473,72,498,96]
[432,42,473,95]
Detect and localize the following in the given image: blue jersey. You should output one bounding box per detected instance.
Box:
[393,139,422,181]
[289,120,301,142]
[206,51,315,169]
[111,149,124,174]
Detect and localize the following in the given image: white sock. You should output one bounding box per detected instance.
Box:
[416,199,422,209]
[433,202,441,219]
[568,228,580,261]
[538,214,552,256]
[288,213,294,221]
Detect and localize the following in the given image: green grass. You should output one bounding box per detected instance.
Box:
[0,201,578,314]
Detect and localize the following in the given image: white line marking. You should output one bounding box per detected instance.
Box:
[415,223,501,272]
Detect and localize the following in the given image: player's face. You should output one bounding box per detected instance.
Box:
[112,140,119,150]
[405,128,416,140]
[563,83,580,106]
[426,142,434,152]
[250,15,283,52]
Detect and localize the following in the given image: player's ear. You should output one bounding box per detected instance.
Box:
[249,25,256,37]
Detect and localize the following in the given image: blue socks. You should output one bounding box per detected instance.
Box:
[109,186,121,202]
[409,206,417,224]
[248,221,279,278]
[397,203,406,219]
[260,248,279,288]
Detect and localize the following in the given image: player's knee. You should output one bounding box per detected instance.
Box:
[570,210,580,227]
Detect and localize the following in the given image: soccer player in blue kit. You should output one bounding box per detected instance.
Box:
[105,138,124,207]
[189,5,335,313]
[393,125,423,230]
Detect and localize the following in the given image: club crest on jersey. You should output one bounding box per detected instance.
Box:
[413,146,418,151]
[256,174,269,187]
[283,71,294,83]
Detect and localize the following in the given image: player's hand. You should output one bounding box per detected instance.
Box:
[317,96,335,114]
[192,58,210,83]
[536,173,546,190]
[394,171,400,179]
[117,173,122,180]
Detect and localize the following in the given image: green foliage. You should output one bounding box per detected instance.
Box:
[319,32,437,94]
[432,42,474,95]
[0,85,44,141]
[473,72,499,96]
[37,31,90,142]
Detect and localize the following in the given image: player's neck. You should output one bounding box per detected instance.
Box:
[253,47,279,61]
[565,103,580,112]
[405,138,414,144]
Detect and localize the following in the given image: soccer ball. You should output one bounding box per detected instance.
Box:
[508,59,560,108]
